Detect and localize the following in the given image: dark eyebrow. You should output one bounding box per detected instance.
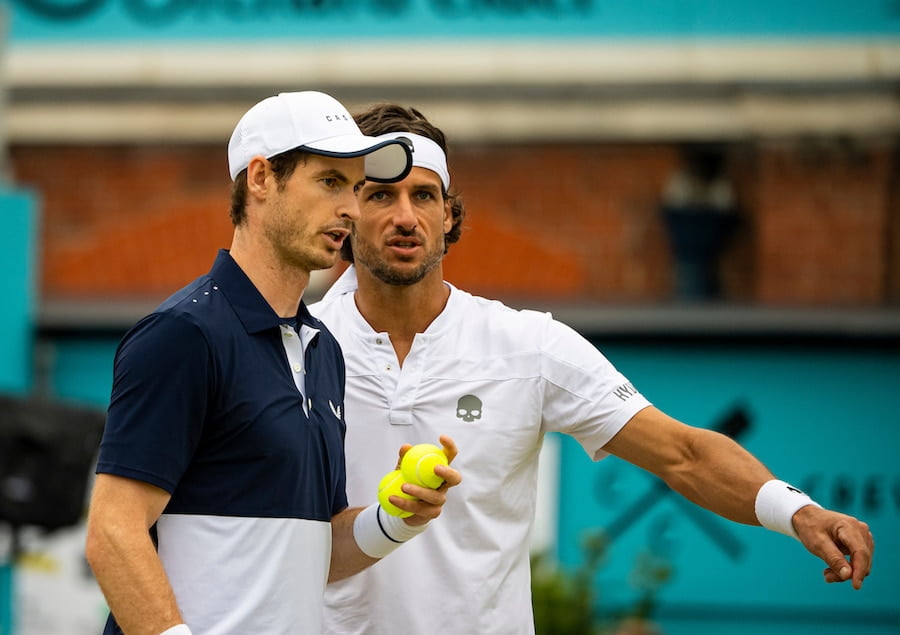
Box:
[417,183,443,196]
[314,168,351,183]
[316,168,366,190]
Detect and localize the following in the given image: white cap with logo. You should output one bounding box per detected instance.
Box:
[227,91,412,182]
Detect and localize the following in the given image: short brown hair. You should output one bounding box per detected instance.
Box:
[228,150,309,226]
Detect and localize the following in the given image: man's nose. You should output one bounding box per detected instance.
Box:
[392,195,417,230]
[340,192,361,221]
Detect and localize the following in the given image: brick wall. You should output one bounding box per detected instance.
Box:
[10,139,897,306]
[888,148,900,304]
[12,145,232,300]
[753,141,895,306]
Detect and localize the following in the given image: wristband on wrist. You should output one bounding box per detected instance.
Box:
[160,625,192,635]
[754,479,822,540]
[353,503,429,559]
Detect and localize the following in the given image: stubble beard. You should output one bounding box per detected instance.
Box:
[352,233,445,287]
[265,202,336,273]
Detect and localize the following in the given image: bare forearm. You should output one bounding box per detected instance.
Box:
[605,407,874,589]
[663,428,774,524]
[86,524,183,635]
[85,475,182,635]
[605,407,775,525]
[328,507,378,583]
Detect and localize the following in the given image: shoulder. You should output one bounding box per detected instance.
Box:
[118,277,224,361]
[308,292,346,321]
[117,309,213,371]
[307,293,357,341]
[452,287,554,333]
[449,288,601,361]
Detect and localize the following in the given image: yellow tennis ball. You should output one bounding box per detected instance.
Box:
[400,443,449,489]
[377,469,416,518]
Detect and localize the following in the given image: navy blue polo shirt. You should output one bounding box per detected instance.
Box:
[97,249,349,633]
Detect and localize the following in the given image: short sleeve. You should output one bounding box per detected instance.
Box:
[539,317,651,460]
[97,311,212,493]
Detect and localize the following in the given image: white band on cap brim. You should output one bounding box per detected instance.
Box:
[300,138,412,183]
[376,132,450,191]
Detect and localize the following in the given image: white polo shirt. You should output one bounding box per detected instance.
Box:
[311,267,650,635]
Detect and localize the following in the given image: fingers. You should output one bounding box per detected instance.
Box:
[827,520,874,590]
[847,526,875,590]
[439,434,458,463]
[434,435,461,486]
[433,462,462,489]
[799,509,873,590]
[388,434,461,525]
[394,435,458,469]
[821,560,852,585]
[392,481,448,525]
[823,568,842,584]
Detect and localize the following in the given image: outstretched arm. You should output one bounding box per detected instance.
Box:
[329,434,462,582]
[602,406,874,589]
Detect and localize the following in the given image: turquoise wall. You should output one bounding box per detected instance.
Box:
[557,341,900,634]
[45,338,120,408]
[0,189,38,635]
[10,0,900,42]
[37,335,900,634]
[0,190,38,395]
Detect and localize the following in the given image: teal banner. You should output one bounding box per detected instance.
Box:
[557,342,899,634]
[31,333,900,634]
[0,190,38,395]
[9,0,900,42]
[0,188,38,635]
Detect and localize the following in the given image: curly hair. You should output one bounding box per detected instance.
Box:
[341,103,466,263]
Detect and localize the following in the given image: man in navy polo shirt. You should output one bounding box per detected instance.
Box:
[85,91,462,635]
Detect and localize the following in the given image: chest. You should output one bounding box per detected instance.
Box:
[204,329,346,465]
[344,334,544,438]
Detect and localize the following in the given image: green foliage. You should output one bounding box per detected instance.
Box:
[531,531,608,635]
[531,530,672,635]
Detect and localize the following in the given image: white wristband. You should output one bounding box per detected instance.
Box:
[352,503,429,559]
[160,626,192,635]
[755,479,822,539]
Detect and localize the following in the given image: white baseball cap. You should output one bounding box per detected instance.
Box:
[227,91,412,182]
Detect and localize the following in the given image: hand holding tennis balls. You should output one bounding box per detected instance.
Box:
[377,470,416,518]
[377,441,456,518]
[400,443,449,489]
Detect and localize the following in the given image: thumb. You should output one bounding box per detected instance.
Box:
[817,546,852,583]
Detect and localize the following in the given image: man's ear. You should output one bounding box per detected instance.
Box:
[443,199,453,233]
[246,156,271,198]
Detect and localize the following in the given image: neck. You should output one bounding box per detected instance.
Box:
[353,265,450,340]
[230,230,310,318]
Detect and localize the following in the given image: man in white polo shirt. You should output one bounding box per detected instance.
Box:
[310,103,874,635]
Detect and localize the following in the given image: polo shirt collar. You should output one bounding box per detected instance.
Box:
[210,249,318,335]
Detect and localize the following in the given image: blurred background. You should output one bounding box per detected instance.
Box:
[1,1,898,633]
